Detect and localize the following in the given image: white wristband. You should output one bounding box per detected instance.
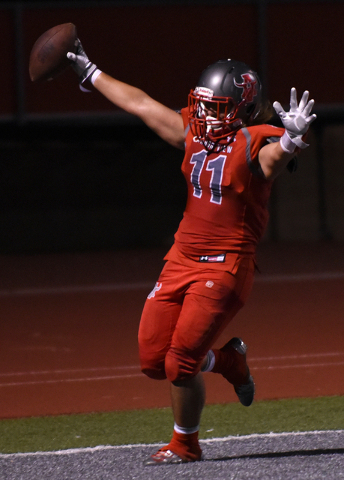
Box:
[90,68,102,85]
[280,131,297,154]
[280,130,309,154]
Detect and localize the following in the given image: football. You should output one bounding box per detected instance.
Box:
[29,23,77,82]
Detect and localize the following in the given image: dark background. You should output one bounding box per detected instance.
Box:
[1,0,343,253]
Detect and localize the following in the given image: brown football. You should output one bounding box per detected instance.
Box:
[29,23,77,82]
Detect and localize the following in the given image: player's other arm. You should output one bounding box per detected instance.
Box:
[258,141,295,181]
[258,88,316,181]
[94,73,185,150]
[67,39,185,151]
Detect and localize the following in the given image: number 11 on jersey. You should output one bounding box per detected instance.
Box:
[190,151,226,204]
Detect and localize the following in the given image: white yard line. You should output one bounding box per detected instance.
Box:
[0,352,344,386]
[0,430,342,457]
[250,360,344,371]
[1,351,344,379]
[0,365,140,377]
[1,359,344,387]
[0,373,144,387]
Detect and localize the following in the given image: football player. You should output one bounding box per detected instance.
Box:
[68,41,316,465]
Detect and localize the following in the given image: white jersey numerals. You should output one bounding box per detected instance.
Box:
[190,151,226,204]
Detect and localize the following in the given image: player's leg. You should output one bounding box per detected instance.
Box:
[203,336,255,406]
[166,259,255,460]
[146,265,253,464]
[201,257,256,406]
[140,262,204,464]
[171,372,205,428]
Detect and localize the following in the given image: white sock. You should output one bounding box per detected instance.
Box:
[174,423,199,435]
[201,350,215,372]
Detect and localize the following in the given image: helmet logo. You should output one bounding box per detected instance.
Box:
[194,86,214,99]
[234,73,257,102]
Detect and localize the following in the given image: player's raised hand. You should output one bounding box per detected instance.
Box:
[67,38,100,90]
[273,88,317,153]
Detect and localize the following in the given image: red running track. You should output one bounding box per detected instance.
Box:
[0,242,344,418]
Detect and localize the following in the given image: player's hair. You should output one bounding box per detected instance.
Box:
[247,99,274,126]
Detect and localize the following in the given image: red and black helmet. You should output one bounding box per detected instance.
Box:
[188,59,262,152]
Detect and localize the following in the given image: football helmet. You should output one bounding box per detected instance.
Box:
[188,59,262,152]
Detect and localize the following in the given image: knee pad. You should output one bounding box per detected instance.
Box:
[140,354,167,380]
[138,333,167,379]
[141,365,166,380]
[164,349,200,382]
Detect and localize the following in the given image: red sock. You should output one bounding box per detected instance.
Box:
[211,348,235,375]
[211,347,249,385]
[163,430,202,461]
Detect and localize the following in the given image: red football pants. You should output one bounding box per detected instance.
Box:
[138,257,255,382]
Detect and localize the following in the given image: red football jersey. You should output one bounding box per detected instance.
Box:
[165,108,285,271]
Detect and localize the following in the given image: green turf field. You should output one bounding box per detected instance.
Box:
[0,396,343,454]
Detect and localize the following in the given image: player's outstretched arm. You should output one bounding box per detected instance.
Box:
[67,39,185,150]
[258,88,316,180]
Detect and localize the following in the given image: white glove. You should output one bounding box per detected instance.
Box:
[273,88,316,153]
[67,39,101,91]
